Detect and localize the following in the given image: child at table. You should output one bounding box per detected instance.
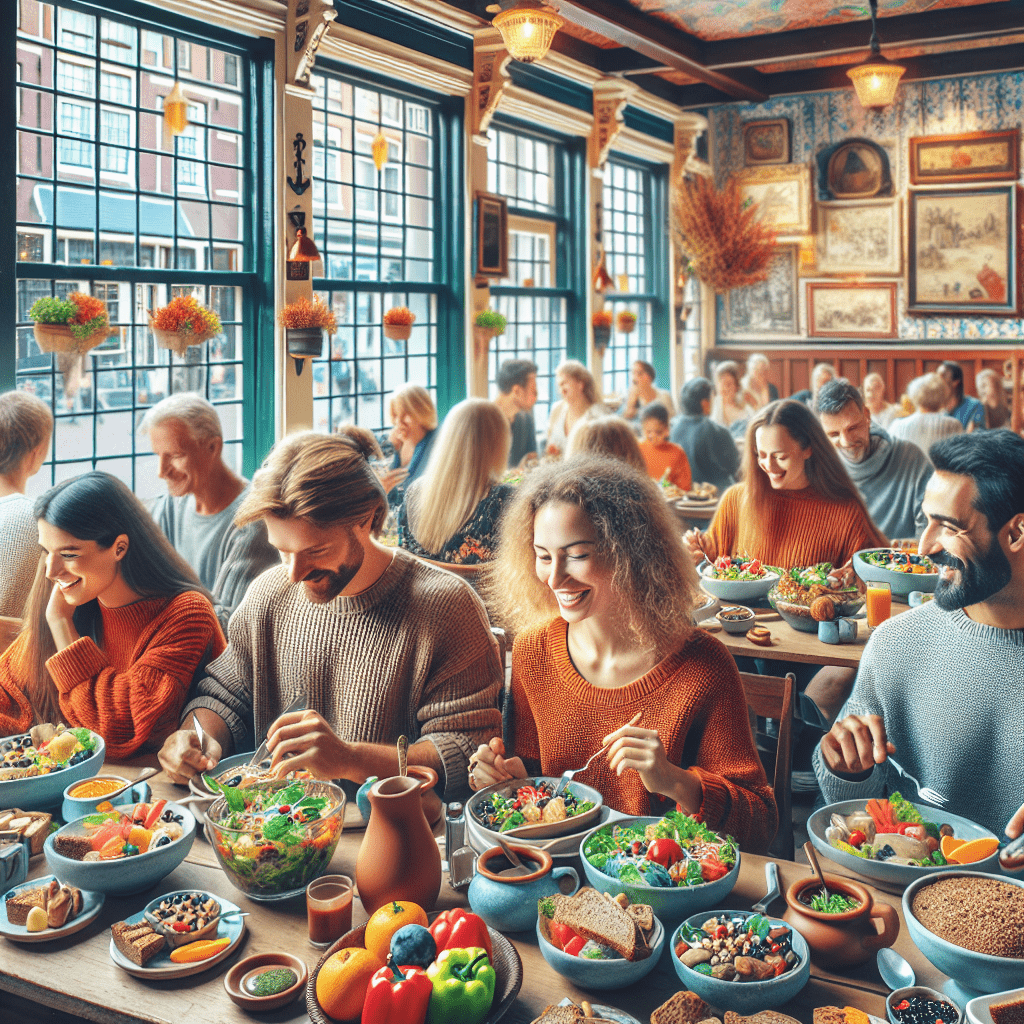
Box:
[638,402,692,491]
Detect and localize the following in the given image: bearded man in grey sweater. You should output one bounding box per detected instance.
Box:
[814,431,1024,841]
[158,428,502,801]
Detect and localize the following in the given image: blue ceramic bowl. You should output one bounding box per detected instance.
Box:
[670,911,811,1013]
[579,816,739,924]
[61,776,151,825]
[536,911,664,991]
[44,800,196,895]
[903,871,1024,995]
[854,548,938,603]
[0,730,105,812]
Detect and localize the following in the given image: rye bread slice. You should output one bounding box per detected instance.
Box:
[5,887,47,926]
[54,833,95,861]
[111,920,165,967]
[651,991,711,1024]
[726,1012,803,1024]
[547,887,647,961]
[531,1007,585,1024]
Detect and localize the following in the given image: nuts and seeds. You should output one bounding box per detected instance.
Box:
[911,877,1024,958]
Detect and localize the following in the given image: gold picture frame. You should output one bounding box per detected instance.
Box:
[735,163,812,237]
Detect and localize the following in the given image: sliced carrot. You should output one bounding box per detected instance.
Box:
[940,835,965,859]
[169,937,230,963]
[946,837,999,864]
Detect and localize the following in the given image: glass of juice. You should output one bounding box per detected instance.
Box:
[866,580,891,629]
[306,874,354,948]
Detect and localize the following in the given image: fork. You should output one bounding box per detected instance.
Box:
[551,711,643,798]
[886,757,948,807]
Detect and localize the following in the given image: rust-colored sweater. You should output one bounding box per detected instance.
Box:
[701,485,886,567]
[638,440,692,491]
[0,592,225,759]
[510,618,778,853]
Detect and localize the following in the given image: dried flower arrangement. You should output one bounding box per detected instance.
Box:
[278,295,337,332]
[671,175,776,293]
[383,305,416,341]
[149,295,222,356]
[28,292,115,354]
[616,310,637,333]
[592,310,613,328]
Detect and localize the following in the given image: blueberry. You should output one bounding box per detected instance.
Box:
[155,835,171,848]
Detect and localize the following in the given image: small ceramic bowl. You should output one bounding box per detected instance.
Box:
[888,986,962,1024]
[144,890,221,949]
[225,952,308,1012]
[61,776,151,824]
[716,605,755,634]
[966,985,1024,1024]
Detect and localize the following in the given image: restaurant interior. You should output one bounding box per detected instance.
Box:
[4,0,1024,1022]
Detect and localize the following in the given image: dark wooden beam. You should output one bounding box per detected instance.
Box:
[597,48,665,74]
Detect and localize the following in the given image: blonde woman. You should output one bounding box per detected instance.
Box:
[545,360,603,456]
[741,353,778,411]
[398,399,513,564]
[565,415,647,474]
[382,383,438,507]
[710,361,749,432]
[976,368,1010,430]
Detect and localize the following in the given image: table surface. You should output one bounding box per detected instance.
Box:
[2,761,953,1024]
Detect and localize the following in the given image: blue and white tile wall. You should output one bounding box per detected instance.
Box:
[710,71,1024,342]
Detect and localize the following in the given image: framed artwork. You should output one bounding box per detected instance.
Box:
[826,139,891,199]
[475,191,508,278]
[742,118,790,166]
[816,199,901,275]
[724,244,799,337]
[735,164,811,236]
[909,129,1019,185]
[806,281,897,338]
[908,186,1018,315]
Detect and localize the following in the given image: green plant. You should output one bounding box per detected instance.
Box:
[29,292,110,340]
[474,309,507,333]
[27,297,77,325]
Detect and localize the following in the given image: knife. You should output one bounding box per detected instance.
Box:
[248,693,308,766]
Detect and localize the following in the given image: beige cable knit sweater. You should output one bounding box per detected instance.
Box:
[182,549,503,797]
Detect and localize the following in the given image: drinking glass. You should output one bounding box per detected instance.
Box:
[306,874,354,948]
[865,580,892,629]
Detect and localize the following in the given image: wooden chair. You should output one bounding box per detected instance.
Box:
[739,670,796,861]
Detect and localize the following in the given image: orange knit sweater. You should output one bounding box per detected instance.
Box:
[510,618,778,853]
[701,485,886,568]
[638,440,692,491]
[0,592,225,759]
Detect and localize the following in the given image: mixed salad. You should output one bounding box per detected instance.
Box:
[861,549,936,574]
[473,780,594,833]
[583,812,737,887]
[211,759,312,791]
[675,912,800,982]
[0,726,98,780]
[772,563,859,608]
[205,779,342,896]
[704,555,779,582]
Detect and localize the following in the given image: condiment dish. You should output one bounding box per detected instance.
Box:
[888,985,962,1024]
[716,605,756,634]
[225,952,308,1012]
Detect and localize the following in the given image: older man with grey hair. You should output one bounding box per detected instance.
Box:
[141,393,278,629]
[888,373,963,456]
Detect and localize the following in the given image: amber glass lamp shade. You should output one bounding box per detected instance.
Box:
[492,1,563,63]
[288,228,321,262]
[847,51,905,109]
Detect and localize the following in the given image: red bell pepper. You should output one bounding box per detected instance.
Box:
[646,838,684,868]
[700,856,730,882]
[563,935,586,957]
[548,921,578,949]
[363,956,432,1024]
[516,785,542,805]
[428,909,492,959]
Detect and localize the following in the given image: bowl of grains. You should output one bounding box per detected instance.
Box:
[903,872,1024,994]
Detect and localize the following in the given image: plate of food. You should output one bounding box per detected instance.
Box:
[0,725,104,811]
[109,890,246,978]
[679,483,719,504]
[552,1000,642,1024]
[768,564,865,633]
[1,874,103,943]
[808,796,1001,886]
[466,778,603,840]
[854,548,939,602]
[699,556,781,602]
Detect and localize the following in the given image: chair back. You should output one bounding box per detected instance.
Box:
[738,671,795,861]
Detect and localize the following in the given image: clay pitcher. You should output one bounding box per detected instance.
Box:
[356,772,441,916]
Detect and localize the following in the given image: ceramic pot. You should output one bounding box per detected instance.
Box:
[783,874,899,968]
[285,327,325,360]
[468,844,578,933]
[61,777,150,824]
[356,773,441,916]
[355,766,441,827]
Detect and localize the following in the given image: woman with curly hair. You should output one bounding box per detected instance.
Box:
[469,455,777,853]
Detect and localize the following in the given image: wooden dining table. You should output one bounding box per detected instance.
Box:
[2,760,957,1024]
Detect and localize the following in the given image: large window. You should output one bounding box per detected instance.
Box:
[12,1,267,497]
[311,69,458,435]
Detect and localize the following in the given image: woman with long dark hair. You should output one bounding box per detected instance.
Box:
[0,472,225,758]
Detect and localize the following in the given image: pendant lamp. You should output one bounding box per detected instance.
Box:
[846,0,905,110]
[488,0,563,64]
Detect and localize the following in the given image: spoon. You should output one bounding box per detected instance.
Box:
[397,736,408,778]
[877,946,916,991]
[495,835,532,877]
[803,840,830,902]
[104,766,159,803]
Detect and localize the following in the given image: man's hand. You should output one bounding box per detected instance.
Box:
[820,713,895,775]
[158,728,221,786]
[267,710,349,780]
[468,737,526,791]
[1006,801,1024,840]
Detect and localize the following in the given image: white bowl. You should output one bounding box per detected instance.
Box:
[966,985,1024,1024]
[699,562,780,602]
[466,777,603,841]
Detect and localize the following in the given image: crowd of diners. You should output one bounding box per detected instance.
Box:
[0,350,1022,856]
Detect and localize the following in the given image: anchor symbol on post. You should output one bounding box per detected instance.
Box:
[288,132,311,195]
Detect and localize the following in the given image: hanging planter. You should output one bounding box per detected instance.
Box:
[617,310,637,334]
[29,293,117,355]
[279,295,337,376]
[592,310,613,352]
[149,295,222,357]
[473,309,507,359]
[383,306,416,341]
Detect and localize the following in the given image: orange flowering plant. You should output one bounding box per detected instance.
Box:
[383,306,416,326]
[28,291,111,341]
[592,310,613,328]
[150,295,222,340]
[278,295,337,332]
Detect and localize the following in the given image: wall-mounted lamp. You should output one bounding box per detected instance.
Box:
[846,0,905,110]
[163,81,189,143]
[488,0,563,64]
[285,211,321,281]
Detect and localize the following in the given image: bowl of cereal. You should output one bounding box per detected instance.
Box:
[904,871,1024,995]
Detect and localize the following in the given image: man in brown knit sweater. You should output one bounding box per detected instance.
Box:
[157,429,503,799]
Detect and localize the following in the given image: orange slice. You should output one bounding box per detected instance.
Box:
[946,837,999,864]
[127,826,151,853]
[99,834,126,859]
[940,835,965,859]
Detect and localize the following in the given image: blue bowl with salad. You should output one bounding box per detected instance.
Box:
[0,726,104,812]
[854,548,938,602]
[699,557,781,603]
[466,777,603,842]
[204,778,346,901]
[579,813,740,924]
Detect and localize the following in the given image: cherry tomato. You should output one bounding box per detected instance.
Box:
[848,829,867,847]
[563,935,586,957]
[748,559,762,573]
[700,855,730,882]
[646,838,684,868]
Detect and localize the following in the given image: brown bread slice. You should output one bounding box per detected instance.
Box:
[547,887,647,961]
[813,1009,850,1024]
[54,833,95,861]
[726,1012,803,1024]
[531,1007,585,1024]
[651,991,711,1024]
[111,920,165,967]
[5,887,47,926]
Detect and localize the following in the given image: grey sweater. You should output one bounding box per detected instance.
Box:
[813,599,1024,836]
[0,493,40,618]
[182,549,503,798]
[843,426,933,541]
[152,484,279,631]
[670,414,740,493]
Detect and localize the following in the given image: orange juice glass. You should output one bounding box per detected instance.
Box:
[866,581,891,629]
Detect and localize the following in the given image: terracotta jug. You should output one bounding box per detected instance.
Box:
[356,772,441,916]
[783,874,899,969]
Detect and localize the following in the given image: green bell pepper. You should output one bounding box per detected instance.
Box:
[425,947,495,1024]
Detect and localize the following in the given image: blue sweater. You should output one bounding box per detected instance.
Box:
[669,414,740,492]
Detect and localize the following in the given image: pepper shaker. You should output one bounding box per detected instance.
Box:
[444,801,464,869]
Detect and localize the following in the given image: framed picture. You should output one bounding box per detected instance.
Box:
[724,244,799,337]
[475,191,508,278]
[806,281,897,338]
[742,118,790,166]
[826,139,892,199]
[909,129,1020,185]
[735,164,811,236]
[908,186,1018,315]
[816,199,901,275]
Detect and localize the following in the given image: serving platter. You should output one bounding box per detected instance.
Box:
[466,777,603,840]
[0,874,104,943]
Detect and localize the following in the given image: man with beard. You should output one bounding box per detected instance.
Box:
[813,431,1024,840]
[157,428,502,799]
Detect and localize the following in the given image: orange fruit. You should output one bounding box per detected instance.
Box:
[364,900,428,963]
[99,834,126,859]
[127,826,151,853]
[315,946,382,1021]
[945,837,999,864]
[940,835,965,859]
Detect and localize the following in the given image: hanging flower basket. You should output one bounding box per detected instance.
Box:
[383,306,416,341]
[278,295,337,376]
[29,293,117,356]
[149,296,222,357]
[383,323,413,342]
[33,322,117,355]
[286,327,326,360]
[617,311,637,334]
